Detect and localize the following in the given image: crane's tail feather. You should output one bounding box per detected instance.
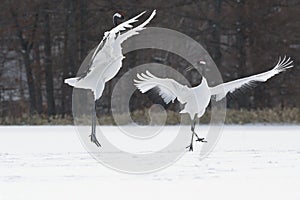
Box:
[273,56,294,73]
[64,77,79,87]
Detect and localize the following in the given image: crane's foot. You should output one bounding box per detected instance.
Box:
[196,137,207,143]
[186,144,193,152]
[89,134,101,147]
[194,132,207,143]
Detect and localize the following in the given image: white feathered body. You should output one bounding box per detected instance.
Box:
[134,56,293,120]
[69,34,125,99]
[134,71,211,119]
[65,10,156,100]
[179,78,211,118]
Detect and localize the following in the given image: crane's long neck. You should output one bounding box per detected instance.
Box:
[113,16,119,27]
[195,77,208,89]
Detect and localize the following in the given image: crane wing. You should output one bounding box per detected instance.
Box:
[78,10,155,78]
[210,56,294,101]
[90,35,109,63]
[116,10,156,43]
[134,71,189,104]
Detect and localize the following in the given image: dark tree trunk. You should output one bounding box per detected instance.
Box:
[66,0,78,76]
[34,45,43,114]
[61,5,70,117]
[22,52,37,114]
[235,0,250,109]
[210,0,222,67]
[79,0,88,61]
[10,6,37,114]
[43,2,56,116]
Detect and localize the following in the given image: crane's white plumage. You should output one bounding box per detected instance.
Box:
[134,70,211,119]
[135,56,294,119]
[64,10,156,147]
[135,71,189,104]
[65,10,156,100]
[210,56,294,101]
[134,56,294,151]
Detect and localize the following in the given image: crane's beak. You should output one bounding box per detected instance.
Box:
[199,60,206,65]
[186,60,206,71]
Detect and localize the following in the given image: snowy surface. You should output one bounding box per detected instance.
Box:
[0,125,299,200]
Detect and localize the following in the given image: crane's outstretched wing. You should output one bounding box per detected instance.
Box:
[116,10,156,43]
[81,10,156,77]
[90,10,155,61]
[134,71,189,104]
[65,11,156,87]
[210,56,294,101]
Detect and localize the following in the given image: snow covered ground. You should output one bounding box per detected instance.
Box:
[0,125,299,200]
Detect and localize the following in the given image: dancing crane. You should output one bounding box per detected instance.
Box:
[134,56,294,151]
[65,10,156,147]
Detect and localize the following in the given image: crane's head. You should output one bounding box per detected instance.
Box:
[186,60,206,72]
[186,60,207,87]
[113,12,125,27]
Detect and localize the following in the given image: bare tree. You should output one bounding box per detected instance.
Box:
[42,1,56,116]
[9,1,39,114]
[0,0,298,119]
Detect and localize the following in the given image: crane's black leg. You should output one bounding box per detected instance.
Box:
[195,134,207,142]
[90,104,101,147]
[186,117,207,151]
[193,118,207,143]
[186,118,196,151]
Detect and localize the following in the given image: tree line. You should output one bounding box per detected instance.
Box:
[0,0,299,119]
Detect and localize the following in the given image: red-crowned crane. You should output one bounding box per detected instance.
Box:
[65,10,156,147]
[134,56,294,151]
